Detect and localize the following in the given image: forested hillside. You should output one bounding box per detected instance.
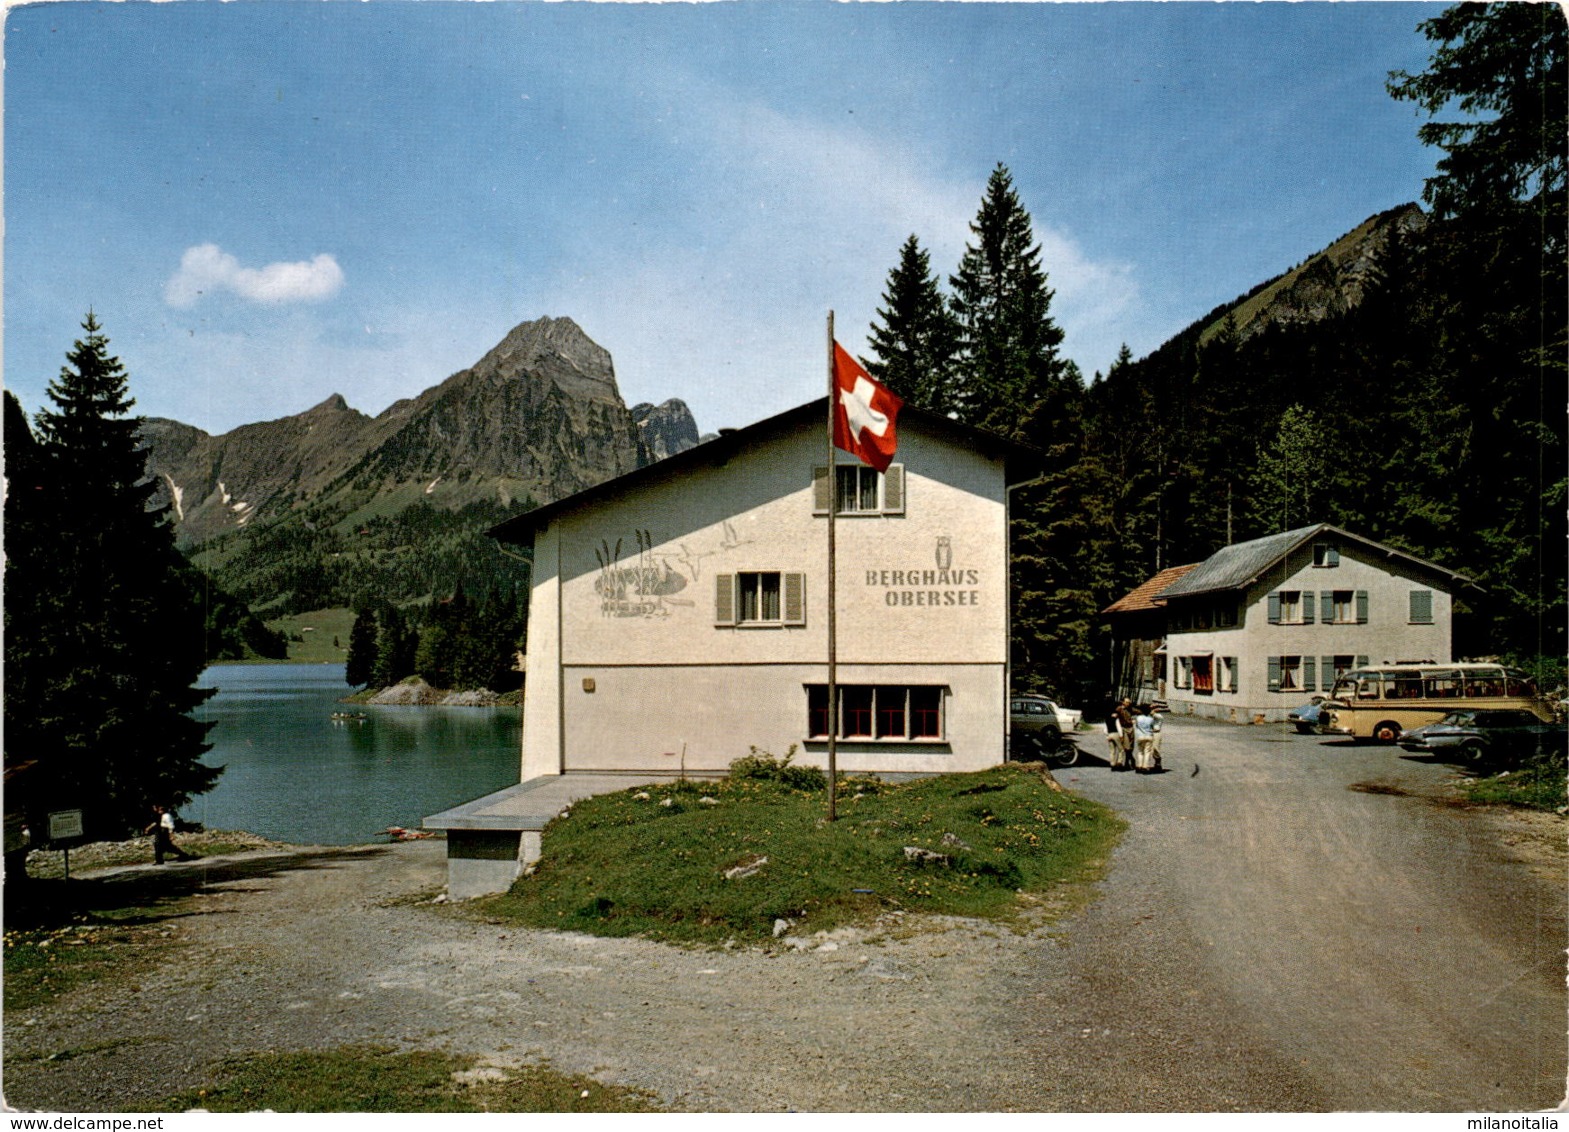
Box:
[861,5,1566,705]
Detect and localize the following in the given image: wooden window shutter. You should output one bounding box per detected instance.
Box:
[1322,656,1335,688]
[1226,657,1239,692]
[1321,591,1335,623]
[1409,589,1433,624]
[812,466,831,515]
[1302,593,1315,624]
[715,574,736,626]
[782,573,806,625]
[1267,592,1281,624]
[882,464,905,515]
[1356,654,1369,668]
[1303,656,1317,692]
[1267,656,1282,692]
[1355,590,1369,624]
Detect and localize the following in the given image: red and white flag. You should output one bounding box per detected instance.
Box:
[832,342,902,473]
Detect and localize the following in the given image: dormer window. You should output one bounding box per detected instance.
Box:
[1313,542,1340,567]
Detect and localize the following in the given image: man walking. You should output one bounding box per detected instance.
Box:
[145,804,193,864]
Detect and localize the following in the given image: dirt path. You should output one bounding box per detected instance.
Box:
[5,717,1563,1112]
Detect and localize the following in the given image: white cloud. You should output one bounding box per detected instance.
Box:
[165,243,345,308]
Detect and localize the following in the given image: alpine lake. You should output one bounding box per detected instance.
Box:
[185,664,520,845]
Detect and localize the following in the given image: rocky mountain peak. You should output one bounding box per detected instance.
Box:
[308,393,353,414]
[1205,202,1428,345]
[470,315,621,404]
[631,398,701,460]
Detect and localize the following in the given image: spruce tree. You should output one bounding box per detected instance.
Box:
[865,235,960,415]
[5,314,219,841]
[948,164,1070,439]
[345,607,378,687]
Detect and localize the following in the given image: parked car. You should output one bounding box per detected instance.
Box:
[1010,696,1077,766]
[1041,699,1082,730]
[1287,695,1329,734]
[1396,710,1478,755]
[1397,708,1564,765]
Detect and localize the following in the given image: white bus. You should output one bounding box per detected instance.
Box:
[1320,662,1551,742]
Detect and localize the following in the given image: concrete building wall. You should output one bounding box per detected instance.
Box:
[1163,541,1454,722]
[519,417,1011,775]
[520,523,562,780]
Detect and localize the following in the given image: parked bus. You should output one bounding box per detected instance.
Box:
[1320,662,1552,742]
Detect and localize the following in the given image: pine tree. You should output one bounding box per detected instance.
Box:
[371,603,414,689]
[948,164,1070,439]
[5,315,219,840]
[1389,2,1568,666]
[1387,3,1566,243]
[345,607,378,687]
[864,235,961,415]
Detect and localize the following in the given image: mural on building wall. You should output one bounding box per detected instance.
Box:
[594,531,692,619]
[674,520,751,582]
[593,521,752,619]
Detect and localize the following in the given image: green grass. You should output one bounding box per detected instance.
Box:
[156,1046,661,1112]
[1454,757,1567,812]
[262,607,356,664]
[482,762,1123,945]
[4,914,184,1011]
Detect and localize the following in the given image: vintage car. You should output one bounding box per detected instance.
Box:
[1287,695,1329,734]
[1397,708,1563,764]
[1009,696,1078,766]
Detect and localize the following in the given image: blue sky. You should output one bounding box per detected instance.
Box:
[5,1,1449,437]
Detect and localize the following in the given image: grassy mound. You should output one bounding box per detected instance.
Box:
[483,760,1123,945]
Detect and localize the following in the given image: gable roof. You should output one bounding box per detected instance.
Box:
[1154,523,1476,599]
[489,396,1046,545]
[1102,563,1199,615]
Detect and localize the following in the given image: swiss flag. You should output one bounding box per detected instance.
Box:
[832,342,903,473]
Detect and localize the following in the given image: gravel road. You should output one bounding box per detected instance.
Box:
[5,716,1563,1112]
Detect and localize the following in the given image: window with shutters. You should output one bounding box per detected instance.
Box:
[1323,655,1356,689]
[1330,590,1355,624]
[1278,591,1304,624]
[1409,589,1433,624]
[836,465,880,513]
[740,572,780,622]
[812,464,905,516]
[714,572,806,627]
[807,684,945,741]
[1268,655,1304,692]
[1313,542,1340,567]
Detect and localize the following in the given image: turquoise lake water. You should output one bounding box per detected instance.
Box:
[183,664,520,845]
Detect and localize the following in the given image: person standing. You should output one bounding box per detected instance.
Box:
[145,804,192,864]
[1133,705,1161,773]
[1112,698,1136,771]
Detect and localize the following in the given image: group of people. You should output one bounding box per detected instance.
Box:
[1106,697,1163,774]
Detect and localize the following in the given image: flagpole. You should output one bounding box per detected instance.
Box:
[825,310,838,822]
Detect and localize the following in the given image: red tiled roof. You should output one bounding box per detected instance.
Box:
[1101,563,1199,615]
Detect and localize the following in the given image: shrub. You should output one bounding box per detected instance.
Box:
[727,744,826,791]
